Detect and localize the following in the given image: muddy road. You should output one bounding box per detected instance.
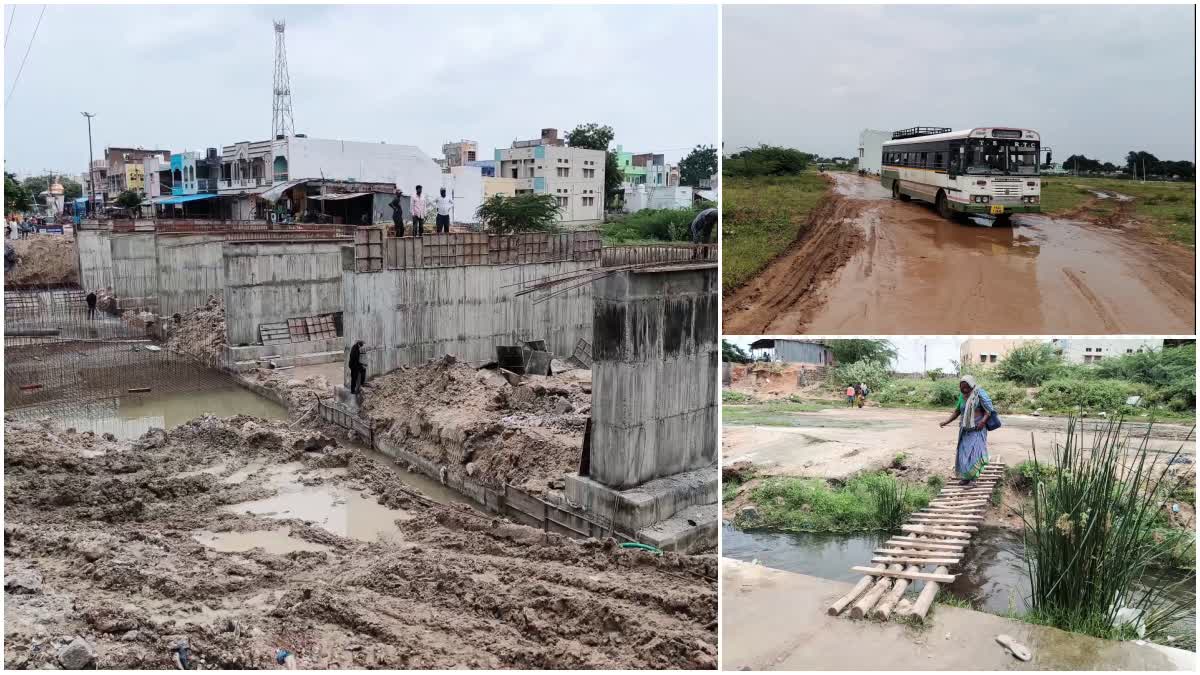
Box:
[3,417,716,670]
[723,173,1195,334]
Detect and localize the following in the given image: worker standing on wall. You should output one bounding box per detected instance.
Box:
[348,340,367,396]
[690,207,717,259]
[411,185,427,237]
[389,189,405,238]
[435,188,453,234]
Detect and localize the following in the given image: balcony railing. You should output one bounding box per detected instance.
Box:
[219,177,268,190]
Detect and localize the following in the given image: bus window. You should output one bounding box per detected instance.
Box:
[933,151,944,169]
[920,152,928,166]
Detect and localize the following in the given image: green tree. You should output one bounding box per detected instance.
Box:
[1125,151,1162,177]
[679,145,717,187]
[115,190,142,210]
[475,193,561,234]
[4,172,31,215]
[567,123,623,199]
[724,145,814,177]
[722,339,751,364]
[997,342,1062,386]
[828,339,897,367]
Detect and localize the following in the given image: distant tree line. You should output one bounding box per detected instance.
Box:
[1056,151,1194,181]
[724,145,814,177]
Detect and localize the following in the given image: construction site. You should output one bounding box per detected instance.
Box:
[3,221,719,669]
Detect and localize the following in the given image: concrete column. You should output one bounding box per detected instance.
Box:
[589,265,718,489]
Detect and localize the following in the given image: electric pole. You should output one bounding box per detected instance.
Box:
[82,112,96,218]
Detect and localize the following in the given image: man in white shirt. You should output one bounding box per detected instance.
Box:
[435,188,453,234]
[410,185,427,237]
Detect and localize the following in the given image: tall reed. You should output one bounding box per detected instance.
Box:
[1021,414,1195,642]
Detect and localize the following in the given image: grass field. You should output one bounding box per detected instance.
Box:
[1040,176,1195,245]
[721,172,828,289]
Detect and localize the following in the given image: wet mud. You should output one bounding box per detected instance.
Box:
[3,416,716,669]
[723,173,1195,334]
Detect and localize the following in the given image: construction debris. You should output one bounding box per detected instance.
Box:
[3,234,78,286]
[163,296,227,364]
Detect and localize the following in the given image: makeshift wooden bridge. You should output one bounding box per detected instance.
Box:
[826,461,1006,622]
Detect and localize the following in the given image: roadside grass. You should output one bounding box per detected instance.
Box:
[722,172,828,289]
[739,472,931,532]
[722,399,844,426]
[1040,176,1195,245]
[601,206,702,244]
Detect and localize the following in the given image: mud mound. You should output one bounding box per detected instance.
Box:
[164,296,226,363]
[727,362,829,398]
[362,356,591,495]
[4,234,78,286]
[3,415,715,669]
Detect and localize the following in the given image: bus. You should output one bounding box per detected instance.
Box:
[881,127,1043,224]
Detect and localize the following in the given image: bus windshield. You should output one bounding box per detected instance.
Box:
[964,139,1040,176]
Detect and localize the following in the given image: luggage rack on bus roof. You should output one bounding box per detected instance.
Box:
[891,127,953,140]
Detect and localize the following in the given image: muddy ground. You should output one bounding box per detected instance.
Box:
[4,235,79,287]
[3,416,716,670]
[723,173,1195,334]
[362,357,591,496]
[163,296,227,365]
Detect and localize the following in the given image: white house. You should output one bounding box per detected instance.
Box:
[1051,338,1165,364]
[857,129,891,175]
[622,185,694,213]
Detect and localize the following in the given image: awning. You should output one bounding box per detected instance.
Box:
[308,192,371,201]
[154,194,217,205]
[259,179,307,203]
[695,189,717,202]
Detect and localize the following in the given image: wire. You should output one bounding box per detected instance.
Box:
[5,4,46,106]
[4,6,16,47]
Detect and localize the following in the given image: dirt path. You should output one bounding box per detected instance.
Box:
[723,173,1195,334]
[3,417,715,670]
[722,406,1195,483]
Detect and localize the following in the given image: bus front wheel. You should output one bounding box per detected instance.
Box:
[892,181,910,202]
[936,192,953,220]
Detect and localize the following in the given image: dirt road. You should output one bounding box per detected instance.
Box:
[722,406,1195,482]
[723,173,1195,334]
[3,417,716,669]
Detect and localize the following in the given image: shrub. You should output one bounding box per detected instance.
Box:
[476,194,561,233]
[829,360,891,392]
[980,380,1026,413]
[602,207,702,243]
[998,342,1064,386]
[929,380,960,406]
[724,145,813,177]
[745,473,930,532]
[1008,459,1057,492]
[723,390,754,404]
[1035,378,1148,412]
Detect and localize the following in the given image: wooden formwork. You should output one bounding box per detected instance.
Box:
[359,230,604,272]
[826,461,1006,622]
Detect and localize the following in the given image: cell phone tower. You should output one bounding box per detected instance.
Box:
[271,20,295,140]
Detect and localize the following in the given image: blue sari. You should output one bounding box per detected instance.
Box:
[955,388,995,479]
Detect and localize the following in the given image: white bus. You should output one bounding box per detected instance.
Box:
[881,127,1043,224]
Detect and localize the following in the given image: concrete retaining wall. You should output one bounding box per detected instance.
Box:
[222,241,344,346]
[76,230,113,291]
[589,266,719,489]
[156,235,225,317]
[342,260,594,378]
[109,233,158,310]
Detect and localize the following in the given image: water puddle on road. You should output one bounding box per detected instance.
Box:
[724,522,1195,649]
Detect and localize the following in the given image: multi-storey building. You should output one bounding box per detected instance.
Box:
[442,140,478,168]
[495,128,605,226]
[103,146,171,196]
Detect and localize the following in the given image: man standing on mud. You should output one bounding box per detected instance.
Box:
[86,291,97,320]
[389,189,405,238]
[690,207,717,259]
[348,340,367,395]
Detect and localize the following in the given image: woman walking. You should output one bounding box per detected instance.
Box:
[938,375,996,484]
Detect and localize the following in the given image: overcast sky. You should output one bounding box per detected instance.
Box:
[3,4,716,177]
[724,5,1195,164]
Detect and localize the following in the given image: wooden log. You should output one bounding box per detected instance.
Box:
[850,566,956,584]
[901,524,971,539]
[906,521,978,532]
[908,565,951,621]
[827,563,884,616]
[886,537,965,550]
[872,564,920,620]
[913,512,984,521]
[871,556,960,566]
[875,547,964,558]
[850,563,902,619]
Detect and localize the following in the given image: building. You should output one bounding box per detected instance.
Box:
[466,160,497,177]
[615,145,646,185]
[1051,338,1164,364]
[169,149,220,196]
[103,147,171,197]
[747,338,835,365]
[857,129,891,175]
[495,128,605,226]
[636,153,670,187]
[483,176,517,199]
[442,140,478,168]
[622,185,694,213]
[142,155,169,199]
[960,339,1036,366]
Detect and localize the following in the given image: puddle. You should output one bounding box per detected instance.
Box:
[724,522,1196,649]
[52,386,288,440]
[225,462,412,544]
[192,528,331,554]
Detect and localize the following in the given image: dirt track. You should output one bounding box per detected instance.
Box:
[723,173,1196,334]
[3,417,716,670]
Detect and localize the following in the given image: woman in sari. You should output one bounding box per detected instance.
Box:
[938,375,995,484]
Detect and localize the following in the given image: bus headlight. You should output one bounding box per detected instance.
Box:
[974,195,991,204]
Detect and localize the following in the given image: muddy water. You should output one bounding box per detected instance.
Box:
[50,386,288,440]
[723,523,1196,649]
[192,528,332,554]
[728,172,1195,334]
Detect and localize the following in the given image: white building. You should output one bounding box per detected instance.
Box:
[1052,338,1165,364]
[857,129,892,175]
[142,155,168,198]
[622,185,694,213]
[495,129,605,226]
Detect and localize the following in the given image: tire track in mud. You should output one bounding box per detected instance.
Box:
[722,183,868,334]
